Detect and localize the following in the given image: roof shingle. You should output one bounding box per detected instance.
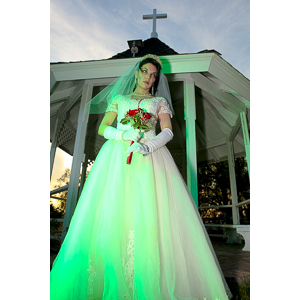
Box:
[110,38,178,59]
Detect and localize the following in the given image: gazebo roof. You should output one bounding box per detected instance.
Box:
[50,38,249,169]
[110,37,178,59]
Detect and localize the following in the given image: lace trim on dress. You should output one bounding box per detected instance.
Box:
[105,95,120,113]
[158,98,173,117]
[87,259,97,296]
[122,230,135,296]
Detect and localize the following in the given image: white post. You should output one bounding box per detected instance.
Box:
[240,112,250,179]
[78,154,88,198]
[184,78,198,207]
[50,118,59,180]
[227,141,240,225]
[61,83,92,241]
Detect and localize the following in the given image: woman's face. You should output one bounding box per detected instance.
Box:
[135,63,158,92]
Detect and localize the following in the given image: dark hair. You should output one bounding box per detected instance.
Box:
[139,58,162,95]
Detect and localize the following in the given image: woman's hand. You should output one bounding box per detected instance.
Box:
[125,142,148,156]
[123,128,141,142]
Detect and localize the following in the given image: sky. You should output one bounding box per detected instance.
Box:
[50,0,250,186]
[50,0,250,79]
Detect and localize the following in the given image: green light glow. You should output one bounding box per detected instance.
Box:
[51,140,230,299]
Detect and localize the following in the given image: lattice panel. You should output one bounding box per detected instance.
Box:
[86,145,101,162]
[57,123,76,147]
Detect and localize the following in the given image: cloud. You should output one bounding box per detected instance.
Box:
[50,0,249,78]
[50,0,141,61]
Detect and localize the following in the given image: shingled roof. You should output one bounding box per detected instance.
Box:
[110,37,178,59]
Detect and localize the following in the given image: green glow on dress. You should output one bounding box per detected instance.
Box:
[50,95,231,300]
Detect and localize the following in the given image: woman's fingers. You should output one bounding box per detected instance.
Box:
[125,142,142,156]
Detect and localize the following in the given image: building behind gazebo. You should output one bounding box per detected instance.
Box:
[50,34,250,249]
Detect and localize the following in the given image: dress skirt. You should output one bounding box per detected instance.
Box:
[50,139,231,300]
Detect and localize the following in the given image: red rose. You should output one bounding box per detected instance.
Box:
[128,109,139,116]
[143,112,151,120]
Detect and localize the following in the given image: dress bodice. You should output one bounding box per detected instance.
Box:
[106,95,173,143]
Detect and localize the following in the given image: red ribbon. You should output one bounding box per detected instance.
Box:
[126,141,134,164]
[126,99,143,165]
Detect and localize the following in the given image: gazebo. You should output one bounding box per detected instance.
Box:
[50,36,250,249]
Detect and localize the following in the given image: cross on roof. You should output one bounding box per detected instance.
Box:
[143,9,167,38]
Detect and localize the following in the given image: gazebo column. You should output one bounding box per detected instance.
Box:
[78,154,88,198]
[240,112,250,179]
[184,77,198,207]
[227,140,240,225]
[50,118,59,180]
[62,83,92,241]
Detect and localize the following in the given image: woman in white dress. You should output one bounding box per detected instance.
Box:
[50,54,232,300]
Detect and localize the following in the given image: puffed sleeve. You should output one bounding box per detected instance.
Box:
[105,95,121,114]
[158,97,173,118]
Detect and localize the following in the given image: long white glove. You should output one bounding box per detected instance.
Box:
[125,128,173,156]
[104,126,141,142]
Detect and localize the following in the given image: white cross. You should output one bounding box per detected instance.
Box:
[143,9,167,38]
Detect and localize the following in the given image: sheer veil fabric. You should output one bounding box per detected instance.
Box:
[85,59,174,117]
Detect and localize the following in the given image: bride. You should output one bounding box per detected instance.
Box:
[50,54,232,300]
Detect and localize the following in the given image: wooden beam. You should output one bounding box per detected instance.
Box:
[50,87,76,105]
[235,199,250,207]
[201,90,238,126]
[232,95,250,109]
[50,52,249,86]
[201,107,245,151]
[56,80,85,120]
[172,73,245,151]
[228,115,241,142]
[50,70,58,95]
[199,205,232,209]
[50,196,67,201]
[202,96,234,130]
[50,53,213,82]
[50,218,64,222]
[197,137,227,151]
[50,184,69,195]
[195,121,220,161]
[209,54,250,101]
[204,109,231,135]
[191,72,246,115]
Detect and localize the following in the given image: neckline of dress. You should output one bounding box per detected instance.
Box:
[125,94,161,100]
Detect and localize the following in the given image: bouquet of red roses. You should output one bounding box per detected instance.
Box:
[120,108,155,164]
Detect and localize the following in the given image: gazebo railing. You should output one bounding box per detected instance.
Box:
[50,185,69,241]
[199,199,250,211]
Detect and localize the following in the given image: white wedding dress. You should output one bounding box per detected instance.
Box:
[50,95,232,300]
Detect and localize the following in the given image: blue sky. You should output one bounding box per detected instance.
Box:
[51,0,250,79]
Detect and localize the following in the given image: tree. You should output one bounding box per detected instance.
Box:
[198,157,250,224]
[50,167,90,235]
[50,168,70,235]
